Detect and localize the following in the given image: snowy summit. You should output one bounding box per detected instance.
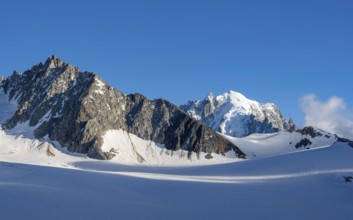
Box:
[181,90,297,137]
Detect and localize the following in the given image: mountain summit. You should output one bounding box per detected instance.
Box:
[0,56,245,160]
[180,91,297,137]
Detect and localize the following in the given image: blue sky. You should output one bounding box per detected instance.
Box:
[1,0,352,128]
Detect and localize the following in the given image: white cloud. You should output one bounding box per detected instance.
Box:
[300,94,353,139]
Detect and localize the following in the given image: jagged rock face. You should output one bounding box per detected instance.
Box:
[180,91,297,137]
[1,56,245,160]
[125,96,240,156]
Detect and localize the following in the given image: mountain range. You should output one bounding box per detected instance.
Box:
[0,56,351,162]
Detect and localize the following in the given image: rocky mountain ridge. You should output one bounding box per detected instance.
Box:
[0,56,245,160]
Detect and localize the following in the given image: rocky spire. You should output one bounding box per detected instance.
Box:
[44,55,65,69]
[287,118,298,132]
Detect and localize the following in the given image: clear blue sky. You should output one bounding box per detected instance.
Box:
[1,0,352,126]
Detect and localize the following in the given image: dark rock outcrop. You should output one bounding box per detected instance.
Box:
[287,118,298,132]
[299,126,323,138]
[344,176,353,183]
[295,138,312,149]
[1,56,245,160]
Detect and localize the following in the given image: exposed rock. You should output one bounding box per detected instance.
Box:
[299,126,323,138]
[344,176,353,183]
[205,153,213,159]
[1,56,246,160]
[295,138,312,149]
[293,127,338,149]
[287,118,298,132]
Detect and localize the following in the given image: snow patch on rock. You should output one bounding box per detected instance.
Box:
[101,129,239,165]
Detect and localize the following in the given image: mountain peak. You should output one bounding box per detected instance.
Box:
[228,90,244,96]
[44,55,65,69]
[181,91,294,137]
[224,90,250,103]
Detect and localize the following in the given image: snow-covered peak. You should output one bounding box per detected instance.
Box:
[215,90,260,114]
[225,90,249,102]
[181,91,296,137]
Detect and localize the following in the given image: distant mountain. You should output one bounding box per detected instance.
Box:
[180,91,297,137]
[0,56,245,160]
[224,126,339,158]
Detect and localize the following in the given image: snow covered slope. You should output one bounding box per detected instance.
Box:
[0,128,88,168]
[224,129,337,158]
[0,127,239,167]
[1,142,353,220]
[181,91,297,137]
[101,129,239,165]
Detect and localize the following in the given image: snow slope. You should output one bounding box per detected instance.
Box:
[1,142,353,220]
[0,128,90,168]
[225,131,337,158]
